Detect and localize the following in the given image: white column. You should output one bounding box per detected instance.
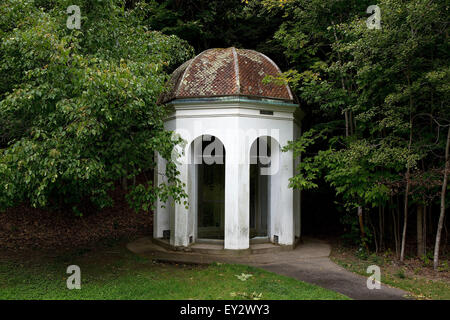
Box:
[278,148,294,245]
[269,134,294,246]
[187,162,197,242]
[270,148,281,242]
[154,152,170,239]
[170,160,189,247]
[224,126,250,250]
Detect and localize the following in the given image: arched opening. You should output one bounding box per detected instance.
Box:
[190,135,226,240]
[249,136,280,240]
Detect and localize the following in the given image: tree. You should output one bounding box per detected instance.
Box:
[268,0,449,259]
[142,0,285,62]
[0,0,194,215]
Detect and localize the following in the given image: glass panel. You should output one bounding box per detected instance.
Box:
[250,164,258,230]
[197,160,225,240]
[250,148,269,238]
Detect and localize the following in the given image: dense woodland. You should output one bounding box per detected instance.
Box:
[0,0,449,269]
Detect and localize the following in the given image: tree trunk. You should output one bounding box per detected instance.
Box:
[401,167,410,262]
[345,110,349,137]
[379,206,384,251]
[358,206,368,250]
[401,109,414,262]
[369,212,378,253]
[331,20,350,139]
[417,205,424,257]
[433,126,450,270]
[391,197,400,259]
[423,205,427,256]
[400,71,414,262]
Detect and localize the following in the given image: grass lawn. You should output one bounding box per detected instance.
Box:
[330,245,450,300]
[0,241,349,300]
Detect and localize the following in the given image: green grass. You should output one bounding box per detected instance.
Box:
[330,249,450,300]
[0,243,349,300]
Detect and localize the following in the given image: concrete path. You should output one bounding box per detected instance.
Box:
[127,237,410,300]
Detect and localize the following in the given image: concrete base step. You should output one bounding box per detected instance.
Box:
[151,238,295,256]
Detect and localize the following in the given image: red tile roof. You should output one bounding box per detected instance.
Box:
[159,47,294,104]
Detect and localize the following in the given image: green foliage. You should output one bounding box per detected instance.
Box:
[395,268,406,279]
[283,129,325,190]
[279,0,449,208]
[0,0,194,214]
[144,0,284,58]
[340,212,373,248]
[275,0,449,251]
[420,250,435,267]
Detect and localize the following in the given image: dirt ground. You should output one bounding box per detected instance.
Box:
[0,185,153,253]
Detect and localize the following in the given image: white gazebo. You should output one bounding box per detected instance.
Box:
[154,48,302,251]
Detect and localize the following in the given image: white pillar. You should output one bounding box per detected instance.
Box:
[270,144,281,243]
[278,148,294,245]
[269,136,294,246]
[224,127,250,250]
[170,159,189,247]
[154,152,170,239]
[187,161,197,242]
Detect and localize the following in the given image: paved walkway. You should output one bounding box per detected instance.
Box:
[127,237,410,300]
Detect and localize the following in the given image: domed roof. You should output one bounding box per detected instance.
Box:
[159,47,294,104]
